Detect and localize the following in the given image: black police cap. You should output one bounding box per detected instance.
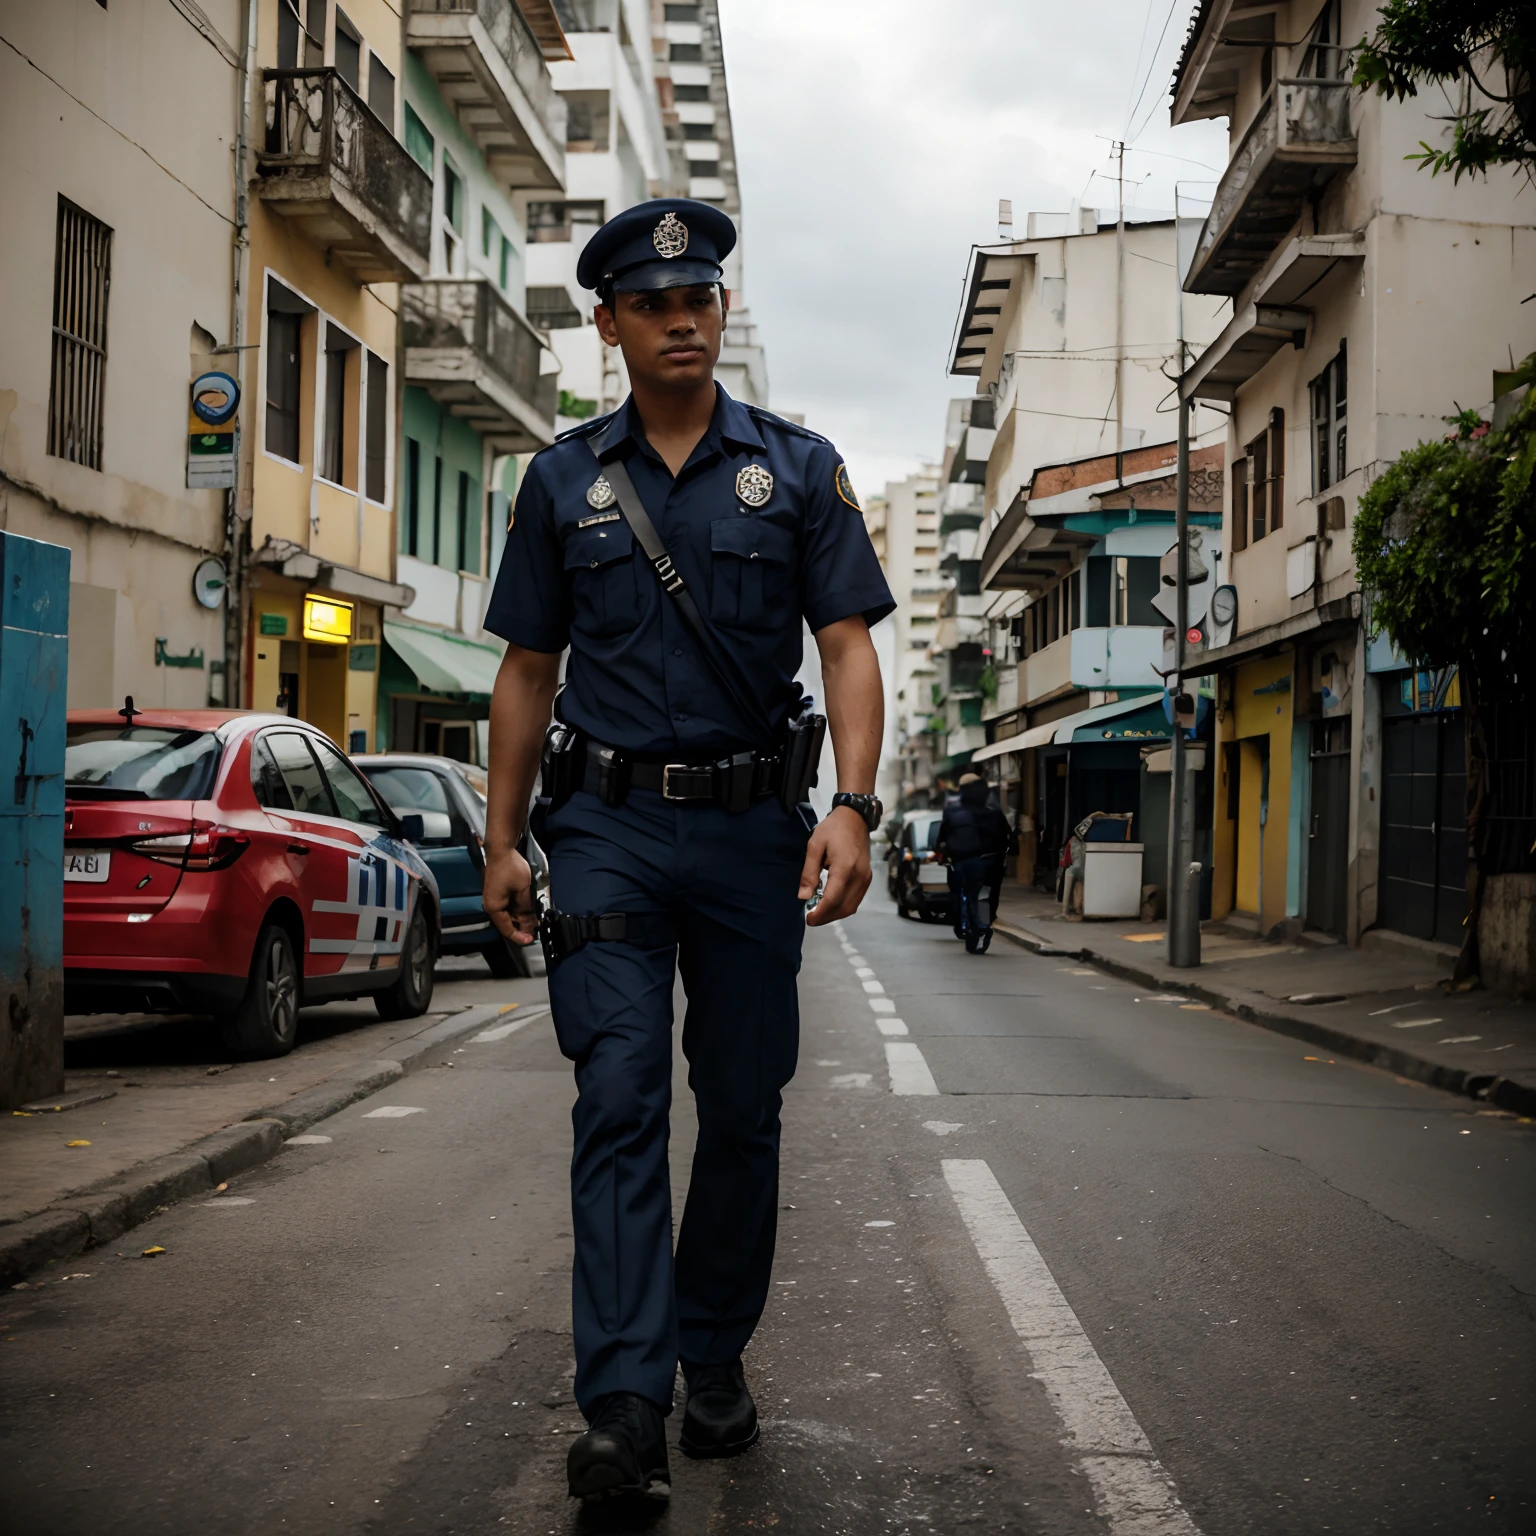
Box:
[575,198,737,298]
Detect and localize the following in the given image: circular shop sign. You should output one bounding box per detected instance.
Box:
[191,371,241,427]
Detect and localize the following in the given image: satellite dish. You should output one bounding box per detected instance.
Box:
[193,557,227,610]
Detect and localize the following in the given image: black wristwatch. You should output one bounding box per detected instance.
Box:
[831,792,883,832]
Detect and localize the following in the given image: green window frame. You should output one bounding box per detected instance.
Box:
[403,104,433,173]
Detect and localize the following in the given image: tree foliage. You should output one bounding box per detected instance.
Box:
[1353,0,1535,180]
[1353,358,1536,689]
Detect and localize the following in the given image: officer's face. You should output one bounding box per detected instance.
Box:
[595,284,727,392]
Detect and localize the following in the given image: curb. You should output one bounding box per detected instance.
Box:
[0,1002,519,1289]
[993,922,1536,1119]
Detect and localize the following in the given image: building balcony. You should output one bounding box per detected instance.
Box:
[1184,78,1356,298]
[257,69,432,281]
[403,278,557,452]
[407,0,569,192]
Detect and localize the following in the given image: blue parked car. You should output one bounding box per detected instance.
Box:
[353,754,547,978]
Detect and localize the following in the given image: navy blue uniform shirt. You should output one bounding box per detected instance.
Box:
[483,385,894,755]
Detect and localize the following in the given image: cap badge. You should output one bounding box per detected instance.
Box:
[736,464,774,508]
[586,475,617,510]
[653,211,689,259]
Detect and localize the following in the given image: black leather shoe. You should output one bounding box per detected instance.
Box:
[567,1393,670,1500]
[679,1358,760,1459]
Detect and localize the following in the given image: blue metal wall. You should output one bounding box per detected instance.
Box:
[0,531,70,1107]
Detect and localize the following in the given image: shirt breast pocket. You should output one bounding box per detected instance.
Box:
[563,525,640,639]
[709,518,797,633]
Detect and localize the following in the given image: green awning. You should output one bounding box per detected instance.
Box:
[1070,699,1171,743]
[384,621,503,695]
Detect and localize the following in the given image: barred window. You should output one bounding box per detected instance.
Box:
[48,197,113,471]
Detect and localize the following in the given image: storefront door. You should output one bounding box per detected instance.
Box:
[1307,717,1351,937]
[1379,710,1467,944]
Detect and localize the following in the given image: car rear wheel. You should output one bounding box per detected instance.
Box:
[484,935,532,979]
[375,905,435,1020]
[222,923,301,1057]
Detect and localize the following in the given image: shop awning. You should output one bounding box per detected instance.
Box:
[970,692,1167,762]
[384,621,503,695]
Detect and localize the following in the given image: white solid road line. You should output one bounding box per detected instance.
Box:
[942,1159,1202,1535]
[471,1006,552,1043]
[885,1041,939,1096]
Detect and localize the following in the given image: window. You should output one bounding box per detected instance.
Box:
[48,197,112,471]
[499,233,513,290]
[440,160,463,272]
[404,103,434,172]
[670,42,703,62]
[66,725,220,800]
[334,10,360,90]
[261,732,335,818]
[405,437,421,556]
[1085,556,1160,625]
[432,453,443,565]
[664,3,700,17]
[1301,0,1346,78]
[321,324,357,487]
[1310,343,1347,494]
[368,56,395,125]
[455,469,469,572]
[265,297,303,465]
[683,122,716,141]
[673,83,710,102]
[277,0,324,68]
[526,200,605,243]
[688,161,721,179]
[1231,455,1249,552]
[314,738,386,827]
[365,350,387,503]
[528,286,582,329]
[562,90,610,151]
[1244,408,1285,543]
[482,206,499,261]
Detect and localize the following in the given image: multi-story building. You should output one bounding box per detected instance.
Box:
[0,0,242,710]
[519,0,765,432]
[379,0,568,759]
[1172,0,1536,947]
[941,212,1226,885]
[873,466,943,811]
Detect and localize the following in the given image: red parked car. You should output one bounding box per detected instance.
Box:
[63,709,440,1056]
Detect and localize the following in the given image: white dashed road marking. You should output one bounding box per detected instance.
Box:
[471,1005,552,1043]
[885,1041,939,1096]
[876,1017,909,1037]
[943,1159,1201,1534]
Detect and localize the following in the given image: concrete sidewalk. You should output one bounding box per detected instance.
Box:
[993,881,1536,1117]
[1,964,550,1285]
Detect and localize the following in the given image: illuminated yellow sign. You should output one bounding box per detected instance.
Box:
[303,596,354,644]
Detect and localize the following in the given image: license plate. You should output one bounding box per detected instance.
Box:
[64,850,111,883]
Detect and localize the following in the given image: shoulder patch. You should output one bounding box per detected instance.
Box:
[834,462,861,510]
[746,404,832,446]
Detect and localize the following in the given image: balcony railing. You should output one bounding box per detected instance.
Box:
[1184,78,1356,298]
[408,0,566,191]
[403,278,557,451]
[258,69,431,281]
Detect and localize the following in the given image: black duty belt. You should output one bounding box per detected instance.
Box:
[540,906,675,967]
[580,738,782,813]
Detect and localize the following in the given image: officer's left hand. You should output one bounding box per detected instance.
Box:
[801,807,872,926]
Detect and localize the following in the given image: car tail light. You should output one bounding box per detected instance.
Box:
[131,822,249,870]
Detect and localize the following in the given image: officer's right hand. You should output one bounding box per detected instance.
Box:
[484,846,539,946]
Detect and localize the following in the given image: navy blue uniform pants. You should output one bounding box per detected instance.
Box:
[541,787,809,1416]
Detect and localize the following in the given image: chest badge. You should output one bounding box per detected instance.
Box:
[586,475,617,510]
[735,463,774,508]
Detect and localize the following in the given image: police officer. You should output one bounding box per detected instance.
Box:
[480,199,893,1500]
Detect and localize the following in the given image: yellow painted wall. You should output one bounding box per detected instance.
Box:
[1211,713,1237,921]
[1222,652,1294,936]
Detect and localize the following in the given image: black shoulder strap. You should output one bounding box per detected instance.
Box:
[595,452,779,748]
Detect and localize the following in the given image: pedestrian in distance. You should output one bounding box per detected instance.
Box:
[479,199,893,1502]
[936,772,1016,954]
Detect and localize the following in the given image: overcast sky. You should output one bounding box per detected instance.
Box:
[716,0,1232,503]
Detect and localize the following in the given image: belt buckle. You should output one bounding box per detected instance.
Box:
[661,763,689,801]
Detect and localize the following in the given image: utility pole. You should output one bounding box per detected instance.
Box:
[1114,141,1125,469]
[1167,187,1200,968]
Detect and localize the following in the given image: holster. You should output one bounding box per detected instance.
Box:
[778,702,827,813]
[539,906,675,969]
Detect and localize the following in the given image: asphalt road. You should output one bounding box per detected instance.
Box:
[3,901,1533,1534]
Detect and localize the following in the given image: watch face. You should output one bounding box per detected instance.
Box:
[1211,583,1238,626]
